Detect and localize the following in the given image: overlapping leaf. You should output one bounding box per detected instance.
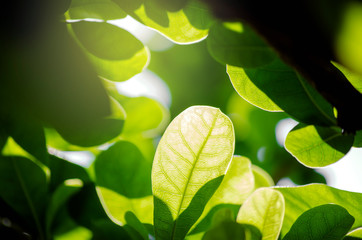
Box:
[227,59,336,126]
[152,106,235,240]
[285,124,354,167]
[276,184,362,238]
[237,188,284,240]
[69,21,149,82]
[207,21,276,68]
[283,204,354,240]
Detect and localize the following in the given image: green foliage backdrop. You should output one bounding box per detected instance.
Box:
[1,0,362,239]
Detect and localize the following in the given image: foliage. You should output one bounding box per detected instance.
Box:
[1,0,362,239]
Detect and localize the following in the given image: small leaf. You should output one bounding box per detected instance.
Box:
[237,188,284,240]
[252,165,274,189]
[207,21,276,68]
[285,124,354,167]
[152,106,235,240]
[283,204,354,240]
[69,21,149,82]
[67,0,127,20]
[227,59,336,126]
[125,0,213,43]
[0,156,47,239]
[276,184,362,238]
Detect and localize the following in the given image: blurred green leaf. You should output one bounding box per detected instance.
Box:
[283,204,354,240]
[152,106,234,240]
[46,179,83,238]
[67,0,127,20]
[227,59,336,126]
[207,21,276,68]
[49,154,90,191]
[202,209,261,240]
[150,0,188,12]
[285,124,354,167]
[0,156,47,239]
[251,165,274,189]
[276,184,362,238]
[354,130,362,147]
[94,141,153,227]
[95,141,152,198]
[190,156,255,235]
[124,0,213,43]
[69,21,149,82]
[237,188,284,240]
[56,97,125,147]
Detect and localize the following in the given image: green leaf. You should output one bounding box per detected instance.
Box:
[227,59,336,126]
[285,124,354,167]
[276,184,362,238]
[283,204,354,240]
[354,131,362,147]
[120,96,170,136]
[207,22,276,68]
[67,0,127,20]
[95,141,152,198]
[122,0,214,43]
[94,141,153,226]
[190,156,255,235]
[237,188,285,240]
[252,165,274,189]
[69,21,149,82]
[56,97,125,147]
[0,156,47,239]
[152,106,235,240]
[48,154,90,191]
[202,209,261,240]
[46,179,83,238]
[345,227,362,239]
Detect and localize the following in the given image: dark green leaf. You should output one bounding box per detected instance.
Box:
[277,184,362,238]
[69,21,148,82]
[0,156,47,239]
[152,106,235,240]
[283,204,354,240]
[67,0,127,20]
[285,124,354,167]
[207,22,276,68]
[227,59,337,126]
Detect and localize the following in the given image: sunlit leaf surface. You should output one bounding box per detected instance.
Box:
[276,184,362,238]
[285,124,354,167]
[152,106,235,240]
[227,59,336,126]
[237,188,284,240]
[283,204,354,240]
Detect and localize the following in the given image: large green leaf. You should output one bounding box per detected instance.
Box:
[285,124,354,167]
[207,21,276,68]
[116,0,213,43]
[69,21,149,82]
[189,156,255,235]
[276,184,362,238]
[283,204,354,240]
[95,141,153,227]
[0,156,47,239]
[67,0,127,20]
[152,106,235,240]
[237,188,284,240]
[227,59,336,126]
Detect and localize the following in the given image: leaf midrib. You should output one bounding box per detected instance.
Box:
[171,111,220,240]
